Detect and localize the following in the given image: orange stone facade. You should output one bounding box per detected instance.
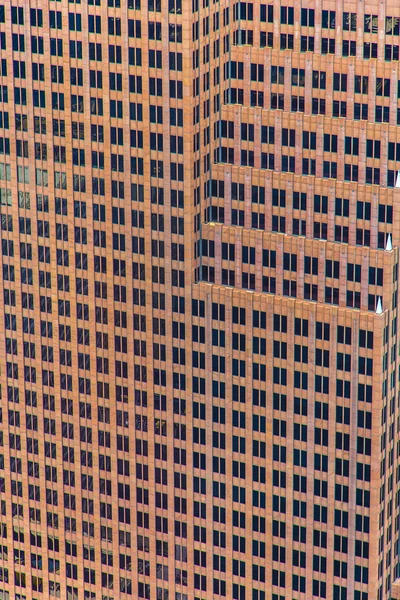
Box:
[0,0,400,599]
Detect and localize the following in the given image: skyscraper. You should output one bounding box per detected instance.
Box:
[0,0,400,599]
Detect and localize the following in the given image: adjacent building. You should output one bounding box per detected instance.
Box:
[0,0,399,599]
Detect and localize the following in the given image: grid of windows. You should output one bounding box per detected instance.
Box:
[0,1,398,600]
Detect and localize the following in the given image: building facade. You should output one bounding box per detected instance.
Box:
[0,0,400,599]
